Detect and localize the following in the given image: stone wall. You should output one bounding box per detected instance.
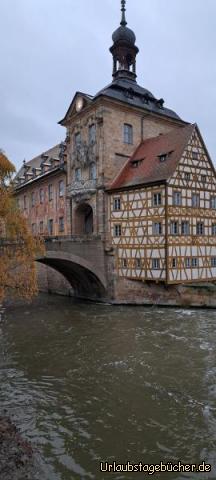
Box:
[36,263,73,297]
[113,277,216,308]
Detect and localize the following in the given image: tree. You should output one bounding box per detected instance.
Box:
[0,150,44,301]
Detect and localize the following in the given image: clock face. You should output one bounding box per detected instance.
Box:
[76,97,84,112]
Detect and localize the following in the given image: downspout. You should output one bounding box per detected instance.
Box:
[165,182,169,284]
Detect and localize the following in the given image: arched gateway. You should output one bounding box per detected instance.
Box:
[74,203,93,235]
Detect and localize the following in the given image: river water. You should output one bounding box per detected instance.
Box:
[0,294,216,479]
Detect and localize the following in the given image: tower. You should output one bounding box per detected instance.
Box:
[110,0,139,82]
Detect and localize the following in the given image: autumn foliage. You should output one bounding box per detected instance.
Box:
[0,150,44,301]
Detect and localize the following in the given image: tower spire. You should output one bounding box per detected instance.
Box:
[110,0,139,82]
[120,0,127,27]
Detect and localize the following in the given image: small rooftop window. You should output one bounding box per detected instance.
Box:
[141,94,149,104]
[158,151,173,162]
[125,88,134,99]
[131,158,144,168]
[156,98,164,109]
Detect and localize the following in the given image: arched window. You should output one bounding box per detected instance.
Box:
[89,162,96,180]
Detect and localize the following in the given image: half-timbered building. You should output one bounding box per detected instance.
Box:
[109,124,216,285]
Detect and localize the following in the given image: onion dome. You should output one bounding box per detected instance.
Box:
[110,0,139,82]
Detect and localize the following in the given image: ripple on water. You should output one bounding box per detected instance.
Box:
[1,296,216,480]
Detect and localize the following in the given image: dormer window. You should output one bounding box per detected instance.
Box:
[125,88,134,99]
[159,154,167,162]
[158,151,173,162]
[142,95,149,104]
[131,159,143,168]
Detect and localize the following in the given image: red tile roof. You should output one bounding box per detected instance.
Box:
[109,124,195,190]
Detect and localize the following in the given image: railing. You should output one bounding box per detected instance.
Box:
[44,234,103,243]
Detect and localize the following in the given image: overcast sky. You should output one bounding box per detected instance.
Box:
[0,0,216,171]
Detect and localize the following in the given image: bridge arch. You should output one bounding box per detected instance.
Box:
[36,251,106,299]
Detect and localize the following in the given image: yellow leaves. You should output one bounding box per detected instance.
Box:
[0,151,15,180]
[0,151,44,301]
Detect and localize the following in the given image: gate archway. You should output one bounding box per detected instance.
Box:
[74,203,93,235]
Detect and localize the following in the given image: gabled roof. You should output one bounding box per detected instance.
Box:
[59,92,93,125]
[109,124,196,191]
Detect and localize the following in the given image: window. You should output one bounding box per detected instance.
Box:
[159,154,167,162]
[170,221,179,235]
[135,258,141,269]
[152,258,160,270]
[192,150,198,160]
[48,184,53,201]
[192,257,199,268]
[211,258,216,267]
[114,197,121,211]
[39,221,43,234]
[122,258,127,268]
[172,258,177,269]
[131,159,143,168]
[201,175,206,184]
[75,168,81,182]
[59,180,64,197]
[196,222,204,235]
[59,217,64,233]
[88,124,96,144]
[89,162,96,180]
[48,219,53,236]
[31,192,35,207]
[32,223,36,235]
[185,258,191,268]
[181,221,190,235]
[74,132,81,147]
[212,224,216,235]
[153,192,162,206]
[123,124,133,144]
[173,191,182,206]
[153,222,162,235]
[192,193,200,208]
[24,195,27,209]
[39,188,44,204]
[185,172,190,182]
[210,196,216,209]
[114,224,121,237]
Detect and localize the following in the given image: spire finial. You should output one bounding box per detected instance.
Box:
[120,0,127,27]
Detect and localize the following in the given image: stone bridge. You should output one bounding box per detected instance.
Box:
[36,235,109,299]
